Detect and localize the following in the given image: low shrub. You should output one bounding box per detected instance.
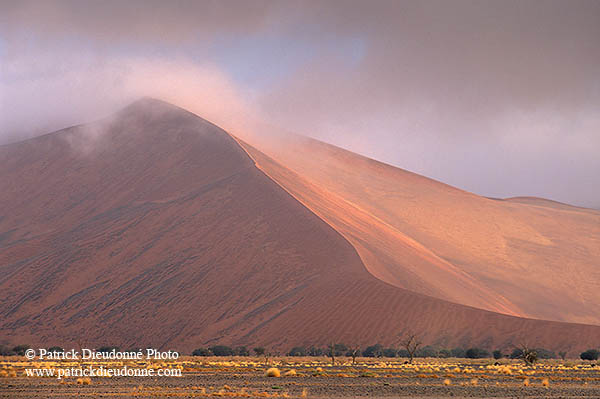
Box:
[288,346,307,356]
[12,345,31,356]
[465,348,490,359]
[580,349,599,361]
[192,348,211,356]
[535,348,556,359]
[209,345,235,356]
[235,346,250,356]
[307,346,323,356]
[450,348,466,358]
[362,344,383,358]
[417,346,438,358]
[382,348,397,357]
[47,346,64,353]
[0,345,14,356]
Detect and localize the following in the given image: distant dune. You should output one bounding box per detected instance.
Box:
[1,99,599,353]
[502,196,599,213]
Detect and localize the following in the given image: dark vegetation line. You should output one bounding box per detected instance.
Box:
[189,344,600,363]
[3,343,599,362]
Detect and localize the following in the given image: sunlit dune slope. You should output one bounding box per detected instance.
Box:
[239,134,600,325]
[1,99,599,353]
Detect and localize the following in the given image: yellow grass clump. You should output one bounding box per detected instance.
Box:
[76,377,91,385]
[470,378,478,386]
[523,378,530,386]
[443,378,451,386]
[542,377,550,387]
[498,365,512,375]
[283,369,296,377]
[266,368,281,377]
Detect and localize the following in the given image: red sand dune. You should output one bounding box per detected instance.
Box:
[1,99,599,353]
[240,133,600,325]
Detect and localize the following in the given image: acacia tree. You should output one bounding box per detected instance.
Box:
[400,332,422,364]
[253,347,271,364]
[519,344,538,366]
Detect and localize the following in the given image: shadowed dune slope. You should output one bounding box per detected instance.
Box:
[1,99,599,353]
[240,134,600,325]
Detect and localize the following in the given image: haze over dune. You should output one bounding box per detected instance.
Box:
[240,134,600,325]
[2,0,599,208]
[1,99,599,353]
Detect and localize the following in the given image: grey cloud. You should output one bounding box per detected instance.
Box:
[0,0,272,43]
[1,0,599,207]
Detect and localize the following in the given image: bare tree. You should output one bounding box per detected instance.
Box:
[75,338,87,370]
[399,332,422,364]
[348,345,361,364]
[328,342,336,366]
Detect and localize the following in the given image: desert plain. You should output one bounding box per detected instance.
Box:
[2,356,600,398]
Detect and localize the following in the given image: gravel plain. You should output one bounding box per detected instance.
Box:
[1,356,599,398]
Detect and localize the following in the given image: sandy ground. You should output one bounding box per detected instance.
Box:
[2,356,599,398]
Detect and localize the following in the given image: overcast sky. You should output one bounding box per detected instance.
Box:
[1,0,599,207]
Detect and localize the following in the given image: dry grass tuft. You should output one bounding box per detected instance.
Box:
[523,378,530,386]
[542,377,550,387]
[443,378,451,386]
[470,378,478,386]
[266,368,281,377]
[283,369,296,377]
